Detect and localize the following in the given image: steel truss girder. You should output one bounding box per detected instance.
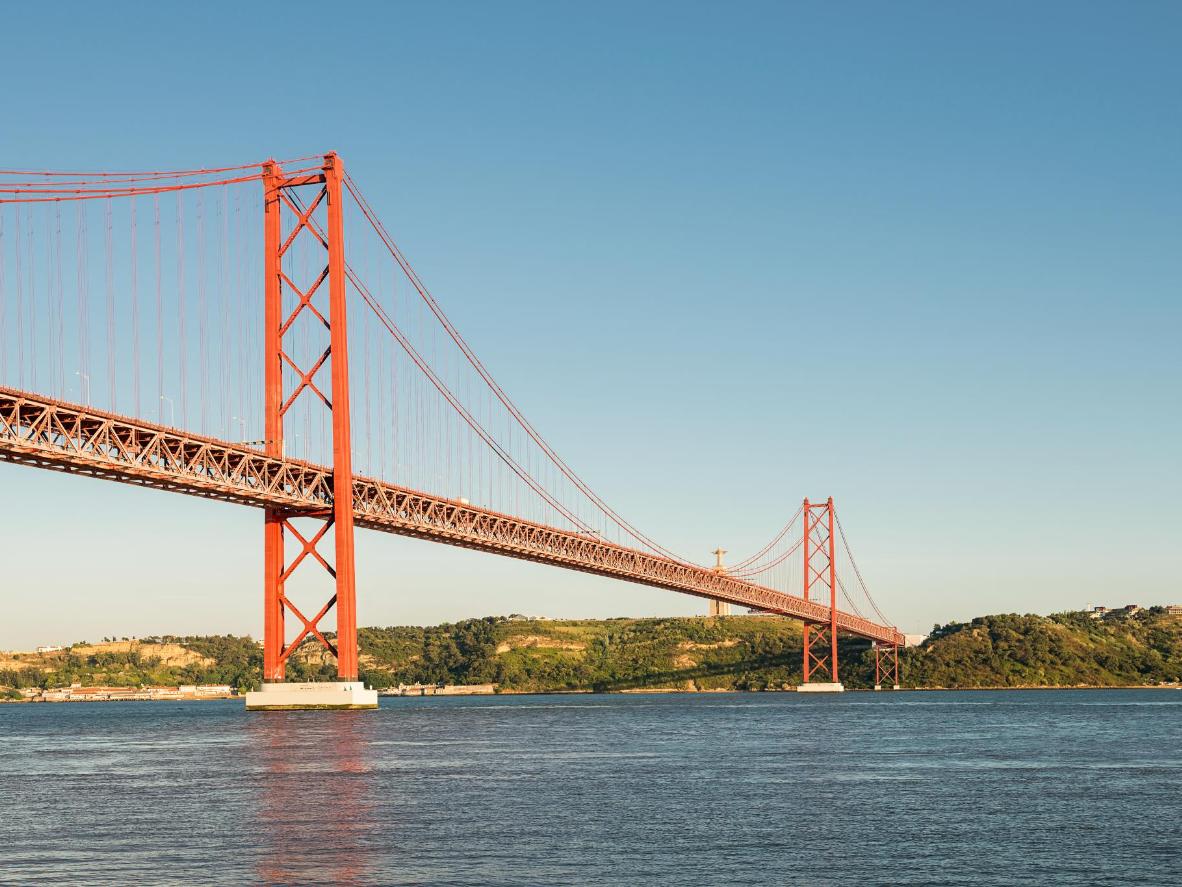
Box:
[0,387,904,647]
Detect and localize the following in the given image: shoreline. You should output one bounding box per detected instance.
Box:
[4,683,1179,704]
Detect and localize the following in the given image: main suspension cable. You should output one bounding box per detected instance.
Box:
[342,171,691,565]
[834,511,891,625]
[728,502,805,571]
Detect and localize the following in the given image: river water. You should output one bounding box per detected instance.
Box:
[1,690,1179,885]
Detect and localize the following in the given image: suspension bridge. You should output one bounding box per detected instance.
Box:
[0,153,902,708]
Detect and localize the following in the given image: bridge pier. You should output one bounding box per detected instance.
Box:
[245,681,377,711]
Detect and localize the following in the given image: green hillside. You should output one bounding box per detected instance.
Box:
[3,608,1181,697]
[357,615,823,692]
[907,609,1182,688]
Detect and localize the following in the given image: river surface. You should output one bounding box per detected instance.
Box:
[1,689,1180,885]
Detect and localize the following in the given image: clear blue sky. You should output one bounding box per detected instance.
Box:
[1,1,1178,648]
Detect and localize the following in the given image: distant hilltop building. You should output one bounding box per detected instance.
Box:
[1088,604,1145,619]
[1167,605,1182,616]
[35,645,65,654]
[385,683,496,697]
[32,684,236,703]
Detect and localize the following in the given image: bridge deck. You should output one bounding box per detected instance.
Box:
[0,387,903,646]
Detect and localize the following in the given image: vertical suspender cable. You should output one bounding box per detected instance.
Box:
[155,196,163,422]
[14,207,23,388]
[364,318,372,475]
[235,189,247,432]
[54,205,64,398]
[176,193,187,427]
[28,207,37,390]
[197,191,208,432]
[219,186,230,435]
[0,209,5,383]
[130,198,140,417]
[76,203,88,399]
[105,197,116,408]
[43,210,57,395]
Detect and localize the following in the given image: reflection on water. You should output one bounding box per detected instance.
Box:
[2,690,1182,885]
[249,712,378,884]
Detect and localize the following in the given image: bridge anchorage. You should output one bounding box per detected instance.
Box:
[0,153,903,708]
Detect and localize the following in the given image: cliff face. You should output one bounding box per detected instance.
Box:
[3,610,1181,694]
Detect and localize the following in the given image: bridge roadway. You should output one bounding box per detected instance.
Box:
[0,386,903,646]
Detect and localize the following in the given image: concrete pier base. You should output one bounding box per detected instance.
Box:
[797,682,845,693]
[874,684,901,691]
[245,681,378,711]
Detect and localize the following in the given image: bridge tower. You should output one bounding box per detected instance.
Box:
[798,497,844,692]
[246,153,376,710]
[874,642,900,690]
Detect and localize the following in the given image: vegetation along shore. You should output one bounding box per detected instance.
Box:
[3,608,1181,701]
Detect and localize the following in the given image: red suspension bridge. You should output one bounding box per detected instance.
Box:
[0,153,903,706]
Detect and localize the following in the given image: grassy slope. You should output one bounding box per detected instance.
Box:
[481,616,811,692]
[3,610,1181,693]
[907,610,1182,688]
